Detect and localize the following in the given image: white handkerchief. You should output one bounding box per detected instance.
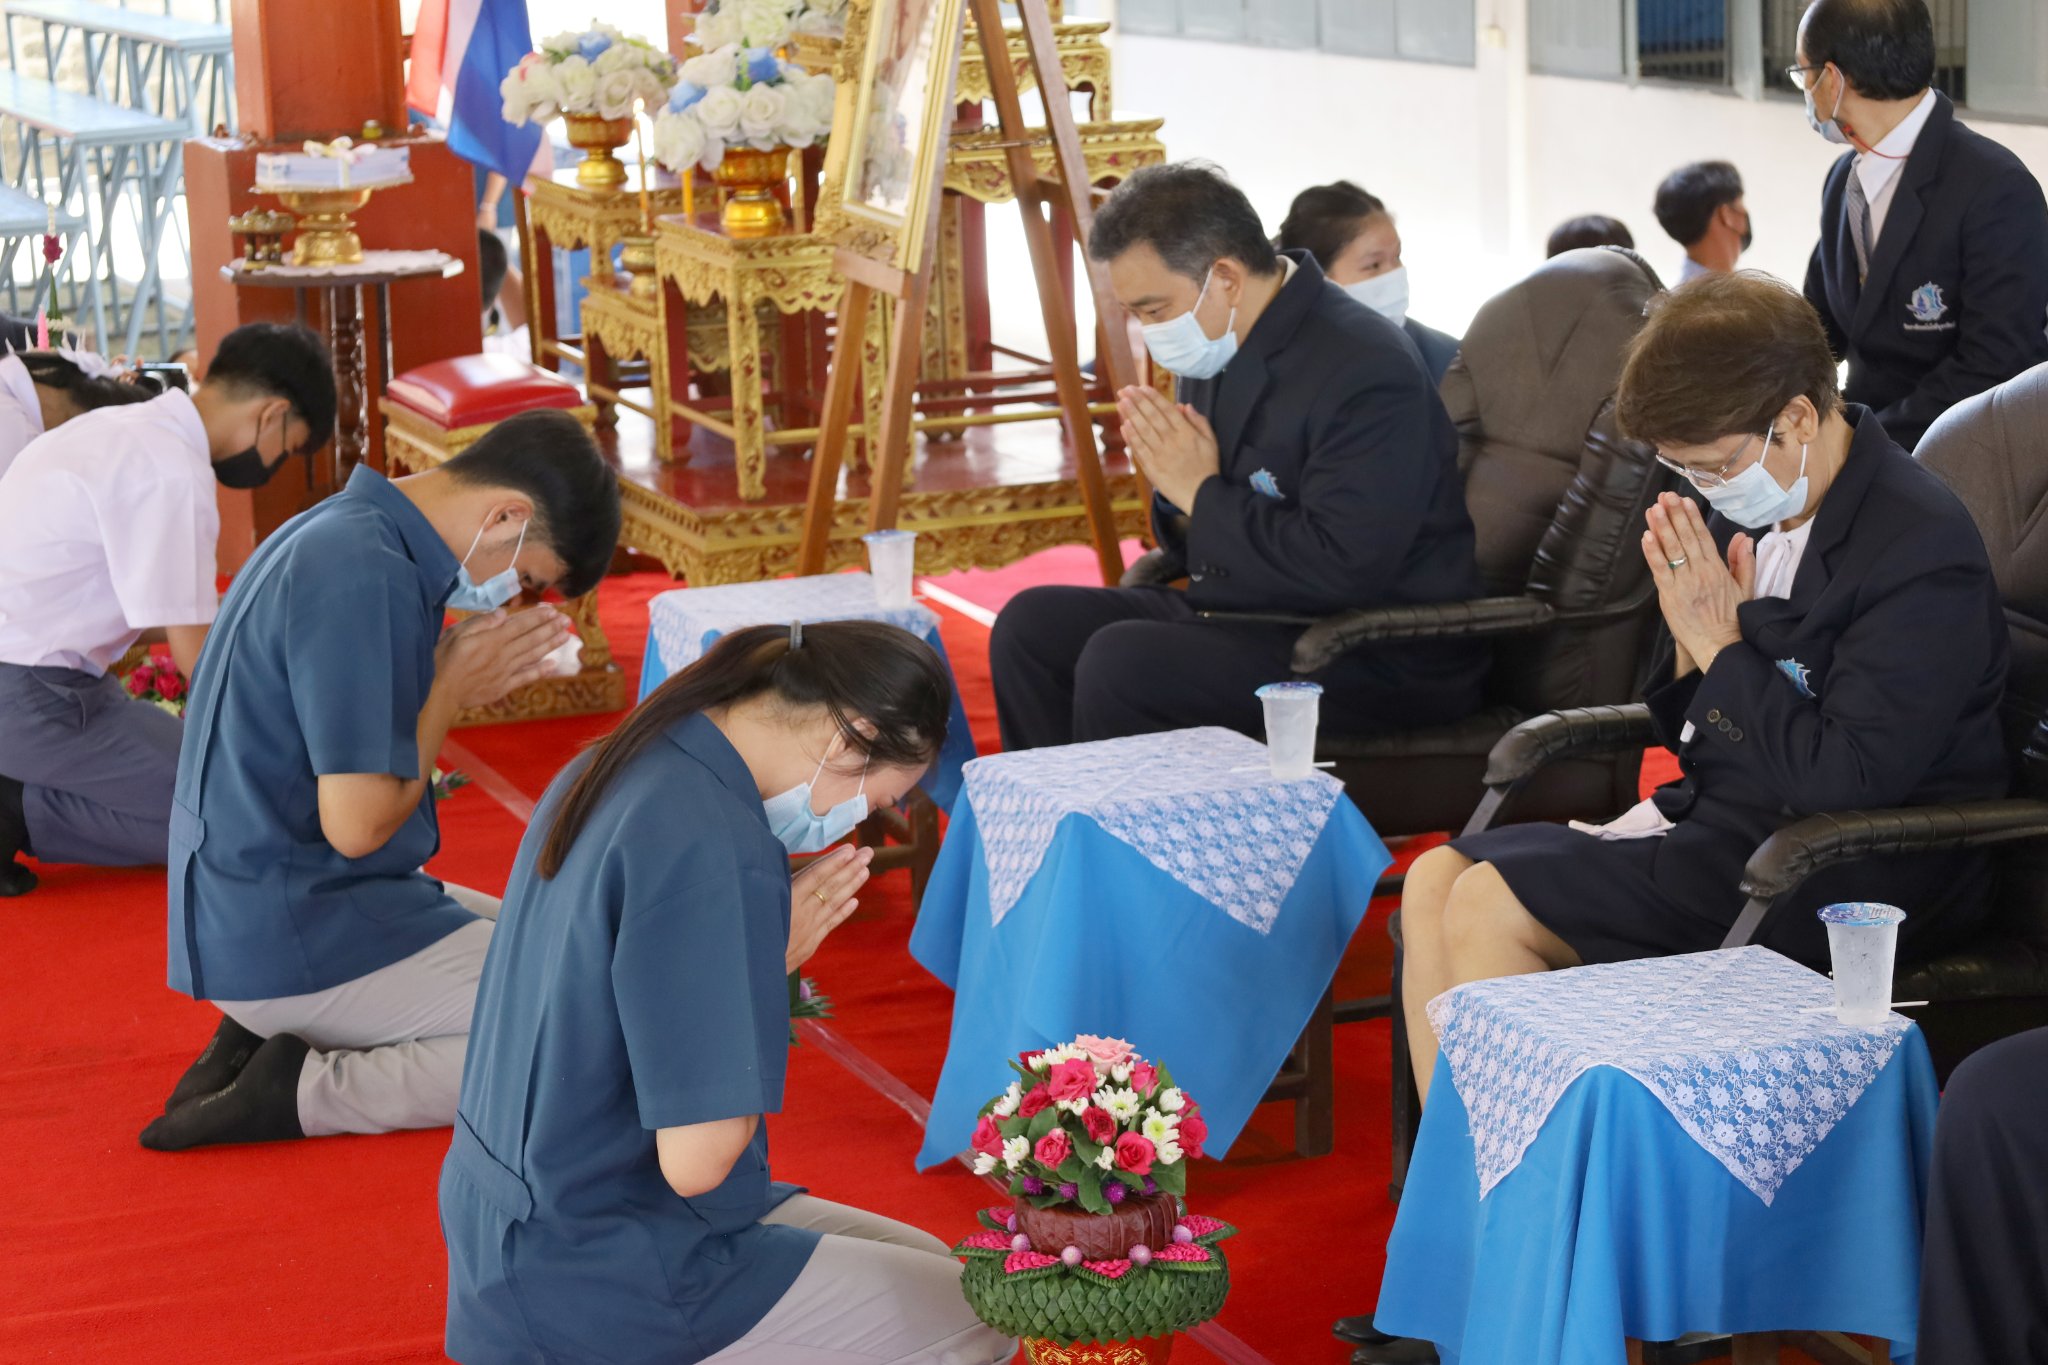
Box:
[1568,795,1675,841]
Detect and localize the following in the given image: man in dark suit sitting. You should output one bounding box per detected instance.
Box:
[990,161,1487,751]
[1795,0,2048,450]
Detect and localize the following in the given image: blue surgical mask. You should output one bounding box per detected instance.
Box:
[1344,266,1409,327]
[446,516,527,613]
[763,749,870,854]
[1700,422,1810,529]
[1140,267,1238,380]
[1804,70,1852,146]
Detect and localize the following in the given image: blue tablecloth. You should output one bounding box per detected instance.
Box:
[636,574,976,810]
[909,728,1392,1169]
[1377,1027,1938,1363]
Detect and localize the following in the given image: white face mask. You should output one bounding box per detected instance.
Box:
[1139,266,1238,380]
[762,746,870,854]
[1698,421,1811,530]
[1343,266,1409,327]
[1804,68,1852,146]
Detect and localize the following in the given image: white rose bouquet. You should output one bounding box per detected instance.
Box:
[500,21,678,125]
[651,43,837,173]
[690,0,845,52]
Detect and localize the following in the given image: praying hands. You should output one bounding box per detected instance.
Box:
[1116,384,1220,515]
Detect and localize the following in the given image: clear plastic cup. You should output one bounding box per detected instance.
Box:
[863,529,917,609]
[1818,902,1907,1026]
[1256,681,1324,780]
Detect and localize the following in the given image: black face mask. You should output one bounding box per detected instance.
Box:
[1738,211,1754,254]
[212,445,283,489]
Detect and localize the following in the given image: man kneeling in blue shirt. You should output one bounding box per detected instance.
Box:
[142,409,622,1150]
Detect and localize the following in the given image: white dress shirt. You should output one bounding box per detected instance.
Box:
[1571,518,1816,840]
[1855,88,1939,249]
[0,389,219,673]
[0,353,45,483]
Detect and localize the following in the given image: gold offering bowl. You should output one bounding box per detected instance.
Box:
[619,234,658,302]
[270,186,377,267]
[712,146,791,239]
[564,113,635,191]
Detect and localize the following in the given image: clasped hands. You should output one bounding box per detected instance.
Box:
[1117,385,1220,515]
[434,604,575,710]
[1642,491,1753,675]
[787,845,872,972]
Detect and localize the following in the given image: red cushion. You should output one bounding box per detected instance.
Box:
[385,354,584,429]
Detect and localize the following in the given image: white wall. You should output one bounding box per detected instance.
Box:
[1107,33,2048,339]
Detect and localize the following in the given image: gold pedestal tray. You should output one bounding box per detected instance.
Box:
[274,187,375,266]
[564,113,635,191]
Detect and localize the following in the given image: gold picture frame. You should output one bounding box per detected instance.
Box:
[836,0,968,275]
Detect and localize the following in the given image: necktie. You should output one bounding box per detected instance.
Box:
[1845,166,1872,283]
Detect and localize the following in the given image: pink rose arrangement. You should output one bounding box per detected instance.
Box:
[972,1035,1206,1214]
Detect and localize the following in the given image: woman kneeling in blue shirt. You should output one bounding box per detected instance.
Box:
[441,621,1016,1365]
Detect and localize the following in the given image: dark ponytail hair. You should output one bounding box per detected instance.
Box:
[538,620,952,878]
[20,351,154,414]
[1276,181,1388,274]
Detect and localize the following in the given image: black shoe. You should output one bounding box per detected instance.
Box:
[1335,1315,1399,1346]
[0,776,34,898]
[1351,1339,1439,1365]
[140,1033,310,1151]
[161,1014,268,1114]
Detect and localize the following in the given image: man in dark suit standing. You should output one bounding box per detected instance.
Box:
[1796,0,2048,451]
[989,162,1486,751]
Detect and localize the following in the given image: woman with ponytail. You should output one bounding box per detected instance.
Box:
[440,621,1014,1365]
[0,347,153,480]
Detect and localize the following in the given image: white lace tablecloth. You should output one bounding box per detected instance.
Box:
[648,575,939,676]
[224,250,462,282]
[1430,946,1914,1205]
[962,727,1345,935]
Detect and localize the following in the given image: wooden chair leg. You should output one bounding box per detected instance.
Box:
[1389,942,1420,1199]
[1731,1333,1781,1365]
[906,791,941,909]
[1626,1343,1644,1365]
[1294,986,1335,1158]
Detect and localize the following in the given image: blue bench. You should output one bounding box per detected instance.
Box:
[4,0,233,136]
[0,181,93,321]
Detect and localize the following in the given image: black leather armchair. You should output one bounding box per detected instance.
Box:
[1388,359,2048,1188]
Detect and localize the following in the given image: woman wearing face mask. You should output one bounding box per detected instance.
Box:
[1276,181,1460,386]
[440,621,1015,1365]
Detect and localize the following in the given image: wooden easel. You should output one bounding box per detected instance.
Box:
[794,0,1135,586]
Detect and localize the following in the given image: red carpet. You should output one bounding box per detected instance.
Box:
[0,556,1680,1364]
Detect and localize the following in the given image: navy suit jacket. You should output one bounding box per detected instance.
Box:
[1404,317,1460,388]
[1150,252,1484,619]
[1641,407,2009,963]
[1804,93,2048,450]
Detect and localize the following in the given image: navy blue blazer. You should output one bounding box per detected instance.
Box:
[1404,317,1461,388]
[1643,407,2009,963]
[1803,93,2048,451]
[1151,251,1484,620]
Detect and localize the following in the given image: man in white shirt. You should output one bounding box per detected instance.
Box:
[0,323,334,896]
[1795,0,2048,450]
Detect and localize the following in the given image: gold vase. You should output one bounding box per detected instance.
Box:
[1022,1338,1175,1365]
[712,146,790,238]
[275,188,374,266]
[565,113,634,191]
[619,234,658,302]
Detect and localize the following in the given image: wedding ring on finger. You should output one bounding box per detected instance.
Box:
[813,889,829,905]
[1667,556,1688,569]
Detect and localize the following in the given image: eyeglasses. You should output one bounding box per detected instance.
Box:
[1785,63,1821,89]
[1655,431,1765,490]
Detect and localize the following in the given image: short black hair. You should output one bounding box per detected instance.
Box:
[22,351,154,413]
[1275,181,1388,276]
[1800,0,1934,101]
[477,229,508,313]
[1546,215,1636,258]
[1653,161,1745,248]
[206,323,336,452]
[1088,162,1280,281]
[444,409,620,598]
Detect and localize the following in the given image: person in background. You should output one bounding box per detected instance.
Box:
[477,227,531,359]
[1915,1027,2048,1362]
[143,410,621,1153]
[1276,181,1461,385]
[0,347,153,480]
[1653,160,1752,284]
[1795,0,2048,450]
[1345,270,2010,1365]
[0,325,333,899]
[990,162,1486,752]
[442,622,1014,1365]
[1545,214,1636,258]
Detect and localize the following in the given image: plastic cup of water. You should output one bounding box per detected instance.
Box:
[1818,902,1907,1026]
[863,529,917,609]
[1256,681,1323,780]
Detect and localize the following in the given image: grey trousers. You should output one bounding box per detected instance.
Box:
[213,886,499,1138]
[0,663,182,865]
[707,1195,1017,1364]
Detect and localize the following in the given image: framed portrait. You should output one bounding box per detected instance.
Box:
[836,0,968,275]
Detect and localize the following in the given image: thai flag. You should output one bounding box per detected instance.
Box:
[407,0,552,182]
